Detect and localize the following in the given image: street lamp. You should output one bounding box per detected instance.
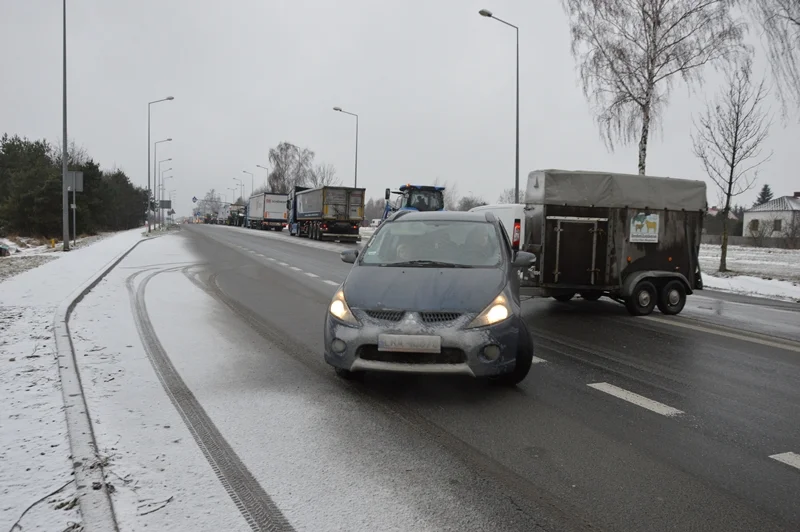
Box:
[157,158,172,225]
[61,0,69,250]
[242,170,254,197]
[153,138,171,228]
[256,165,269,189]
[479,8,519,203]
[333,106,359,187]
[159,166,172,226]
[147,96,174,232]
[228,187,236,204]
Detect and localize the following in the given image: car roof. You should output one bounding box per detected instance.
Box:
[388,210,494,223]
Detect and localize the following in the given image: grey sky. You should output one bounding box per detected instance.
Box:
[1,0,797,217]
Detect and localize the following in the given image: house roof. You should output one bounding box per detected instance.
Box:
[747,196,800,213]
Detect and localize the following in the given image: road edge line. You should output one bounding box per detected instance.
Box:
[53,232,160,532]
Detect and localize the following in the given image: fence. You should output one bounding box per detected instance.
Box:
[701,234,793,249]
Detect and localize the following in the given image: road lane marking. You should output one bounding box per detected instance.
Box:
[587,382,684,417]
[256,253,265,257]
[248,250,256,253]
[531,356,547,364]
[267,258,276,261]
[305,272,319,278]
[323,280,339,286]
[289,266,302,271]
[770,452,800,471]
[643,315,800,354]
[278,262,288,266]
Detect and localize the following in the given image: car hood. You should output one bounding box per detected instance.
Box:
[343,265,506,312]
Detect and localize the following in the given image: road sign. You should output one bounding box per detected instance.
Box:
[192,196,197,203]
[159,200,172,209]
[67,171,84,192]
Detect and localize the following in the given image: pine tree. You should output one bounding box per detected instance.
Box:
[754,184,774,206]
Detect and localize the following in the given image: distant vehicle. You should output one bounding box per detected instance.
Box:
[324,210,537,386]
[382,184,445,221]
[519,169,707,315]
[469,203,529,250]
[286,185,365,242]
[368,218,382,229]
[247,192,288,231]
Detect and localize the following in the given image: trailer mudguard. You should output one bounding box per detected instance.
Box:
[621,271,694,297]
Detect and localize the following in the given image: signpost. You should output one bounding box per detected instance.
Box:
[67,171,83,246]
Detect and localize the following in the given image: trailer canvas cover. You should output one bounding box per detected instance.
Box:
[524,170,707,211]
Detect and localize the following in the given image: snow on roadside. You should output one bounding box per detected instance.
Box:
[0,227,149,531]
[68,235,248,532]
[701,273,800,303]
[0,307,80,532]
[699,244,800,282]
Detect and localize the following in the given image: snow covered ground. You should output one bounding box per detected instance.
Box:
[0,228,148,532]
[699,244,800,302]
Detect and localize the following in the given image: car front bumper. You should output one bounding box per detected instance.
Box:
[323,310,526,377]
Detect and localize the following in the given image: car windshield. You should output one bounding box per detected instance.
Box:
[406,189,444,212]
[360,220,502,267]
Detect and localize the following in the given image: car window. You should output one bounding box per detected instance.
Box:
[360,220,502,267]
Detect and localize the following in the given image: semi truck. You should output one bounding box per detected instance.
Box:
[287,185,366,242]
[247,192,288,230]
[518,169,707,316]
[382,184,446,221]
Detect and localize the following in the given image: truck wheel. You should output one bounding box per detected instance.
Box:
[580,292,602,301]
[553,293,575,302]
[312,224,319,240]
[625,281,657,316]
[657,280,687,315]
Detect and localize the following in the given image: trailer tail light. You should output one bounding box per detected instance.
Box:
[512,219,521,251]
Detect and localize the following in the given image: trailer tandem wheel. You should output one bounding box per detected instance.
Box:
[656,280,687,315]
[625,281,657,316]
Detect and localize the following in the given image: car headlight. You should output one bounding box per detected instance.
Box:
[329,289,359,326]
[466,293,511,328]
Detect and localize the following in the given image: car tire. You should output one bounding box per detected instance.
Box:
[625,280,657,316]
[490,325,534,387]
[553,293,575,302]
[580,291,602,301]
[334,367,362,381]
[656,280,687,315]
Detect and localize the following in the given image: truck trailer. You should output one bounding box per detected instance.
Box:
[247,192,288,231]
[519,169,707,316]
[287,185,365,242]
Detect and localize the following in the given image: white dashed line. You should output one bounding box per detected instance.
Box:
[289,266,302,271]
[267,258,276,261]
[531,356,547,364]
[278,262,289,266]
[305,272,319,278]
[256,253,265,257]
[324,280,339,286]
[770,452,800,471]
[587,382,684,417]
[248,250,256,254]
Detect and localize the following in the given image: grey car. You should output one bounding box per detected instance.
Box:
[323,210,537,386]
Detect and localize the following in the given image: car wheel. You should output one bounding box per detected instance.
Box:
[490,325,534,387]
[580,291,602,301]
[656,280,687,315]
[625,281,657,316]
[553,293,575,302]
[334,367,362,381]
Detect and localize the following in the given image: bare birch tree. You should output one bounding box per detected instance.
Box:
[307,163,341,187]
[563,0,747,174]
[497,188,516,204]
[692,60,772,271]
[267,142,315,193]
[743,0,800,116]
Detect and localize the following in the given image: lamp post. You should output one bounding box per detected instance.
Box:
[333,107,358,187]
[479,9,519,203]
[243,170,254,228]
[159,166,172,226]
[152,138,171,229]
[256,164,269,189]
[233,177,244,227]
[147,97,174,232]
[157,158,171,226]
[61,0,69,250]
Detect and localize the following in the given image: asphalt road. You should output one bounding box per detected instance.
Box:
[178,223,800,532]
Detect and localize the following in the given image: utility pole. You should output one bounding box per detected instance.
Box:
[62,0,69,251]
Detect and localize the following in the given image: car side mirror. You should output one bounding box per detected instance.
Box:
[385,188,391,201]
[512,251,535,268]
[341,249,359,264]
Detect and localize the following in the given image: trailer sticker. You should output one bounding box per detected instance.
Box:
[630,213,659,243]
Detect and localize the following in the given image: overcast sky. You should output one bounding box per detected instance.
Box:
[1,0,797,216]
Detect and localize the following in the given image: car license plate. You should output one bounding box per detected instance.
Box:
[377,334,441,354]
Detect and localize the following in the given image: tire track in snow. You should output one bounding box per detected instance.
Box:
[125,267,294,532]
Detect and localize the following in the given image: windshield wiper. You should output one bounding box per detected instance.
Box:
[386,260,470,268]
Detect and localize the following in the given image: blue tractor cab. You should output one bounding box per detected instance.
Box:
[382,184,446,221]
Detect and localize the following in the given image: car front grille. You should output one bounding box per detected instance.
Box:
[364,310,405,321]
[419,312,462,324]
[358,345,467,365]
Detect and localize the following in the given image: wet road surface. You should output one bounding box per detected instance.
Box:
[176,223,800,531]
